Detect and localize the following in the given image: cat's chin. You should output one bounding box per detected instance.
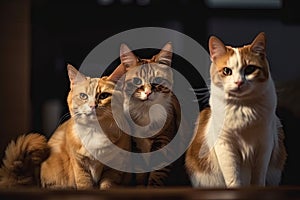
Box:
[75,112,98,124]
[136,95,154,102]
[226,91,252,101]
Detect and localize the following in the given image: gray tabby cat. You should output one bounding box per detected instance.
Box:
[111,42,185,187]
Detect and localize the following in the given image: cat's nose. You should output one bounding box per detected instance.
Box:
[89,102,96,109]
[145,89,152,96]
[235,80,244,87]
[90,105,98,109]
[144,85,152,96]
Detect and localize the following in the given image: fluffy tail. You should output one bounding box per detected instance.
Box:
[0,133,50,188]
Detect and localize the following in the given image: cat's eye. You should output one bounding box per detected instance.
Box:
[244,65,258,75]
[222,67,232,76]
[152,77,163,85]
[158,60,169,65]
[133,77,142,85]
[98,92,111,100]
[79,93,88,100]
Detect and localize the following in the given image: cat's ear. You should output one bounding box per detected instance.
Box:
[107,64,127,83]
[67,64,86,86]
[120,43,138,68]
[209,36,227,61]
[250,32,266,55]
[155,42,173,66]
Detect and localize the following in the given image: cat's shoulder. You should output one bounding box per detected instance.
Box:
[197,107,211,125]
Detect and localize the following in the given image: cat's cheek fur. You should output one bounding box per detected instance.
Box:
[137,91,148,100]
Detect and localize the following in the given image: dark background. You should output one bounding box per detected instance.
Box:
[1,0,300,186]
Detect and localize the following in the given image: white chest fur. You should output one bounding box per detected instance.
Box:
[201,79,278,187]
[75,122,113,159]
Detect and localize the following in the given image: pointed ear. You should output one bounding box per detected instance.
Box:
[209,36,227,61]
[155,42,173,66]
[250,32,266,55]
[107,64,127,83]
[120,43,138,68]
[67,64,86,86]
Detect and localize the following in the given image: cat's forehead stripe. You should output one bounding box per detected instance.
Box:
[215,48,234,68]
[99,79,114,93]
[89,78,99,94]
[229,48,242,68]
[136,64,155,78]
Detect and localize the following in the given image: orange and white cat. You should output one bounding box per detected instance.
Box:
[0,64,131,189]
[40,64,131,189]
[185,32,287,187]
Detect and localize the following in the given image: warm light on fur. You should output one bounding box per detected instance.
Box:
[0,133,49,187]
[40,64,131,189]
[185,32,287,188]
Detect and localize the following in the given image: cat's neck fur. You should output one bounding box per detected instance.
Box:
[210,82,276,137]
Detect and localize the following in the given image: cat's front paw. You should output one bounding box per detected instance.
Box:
[100,180,113,190]
[226,181,242,188]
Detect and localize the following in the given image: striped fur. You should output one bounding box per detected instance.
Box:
[114,43,185,187]
[185,32,287,188]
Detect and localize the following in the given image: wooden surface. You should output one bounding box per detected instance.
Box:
[1,186,300,200]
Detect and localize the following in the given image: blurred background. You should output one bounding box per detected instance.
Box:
[0,0,299,186]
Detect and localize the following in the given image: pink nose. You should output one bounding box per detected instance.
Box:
[145,90,152,96]
[235,80,244,87]
[89,102,96,109]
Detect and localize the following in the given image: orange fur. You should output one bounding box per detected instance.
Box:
[0,133,49,188]
[185,108,212,174]
[40,64,131,189]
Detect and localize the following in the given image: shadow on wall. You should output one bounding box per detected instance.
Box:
[276,78,300,185]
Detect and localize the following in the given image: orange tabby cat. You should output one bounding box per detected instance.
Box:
[0,64,131,189]
[185,32,287,187]
[40,64,131,189]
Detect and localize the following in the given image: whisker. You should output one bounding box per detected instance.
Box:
[189,87,210,94]
[192,99,200,103]
[193,97,210,102]
[195,92,210,96]
[56,112,71,127]
[194,92,210,96]
[191,87,210,92]
[193,91,210,103]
